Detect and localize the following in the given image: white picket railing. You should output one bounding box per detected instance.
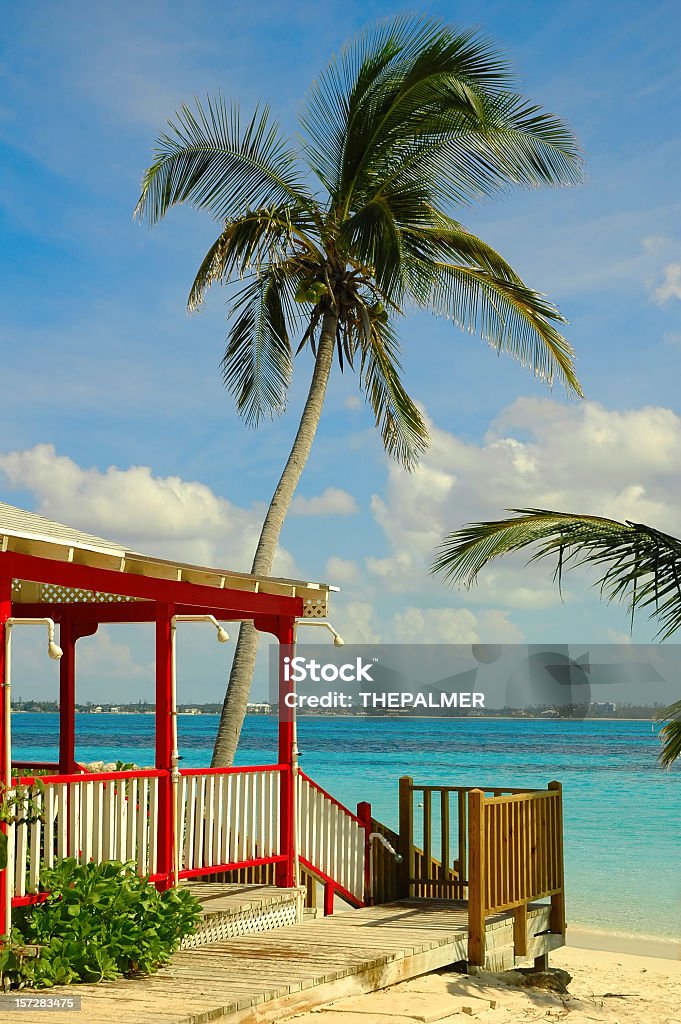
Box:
[9,771,161,898]
[8,765,368,909]
[297,772,366,902]
[175,767,282,875]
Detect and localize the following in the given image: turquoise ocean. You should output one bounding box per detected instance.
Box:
[12,713,680,942]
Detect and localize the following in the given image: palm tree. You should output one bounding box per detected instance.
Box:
[432,509,681,766]
[136,16,583,766]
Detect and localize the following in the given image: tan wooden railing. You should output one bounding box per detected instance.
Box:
[468,783,564,964]
[396,776,565,965]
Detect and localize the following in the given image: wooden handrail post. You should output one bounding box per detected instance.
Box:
[513,904,528,957]
[548,781,566,935]
[397,776,413,899]
[457,788,467,899]
[467,788,486,966]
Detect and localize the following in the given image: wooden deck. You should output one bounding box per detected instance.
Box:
[10,895,562,1024]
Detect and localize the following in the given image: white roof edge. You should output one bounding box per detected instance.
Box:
[0,501,337,596]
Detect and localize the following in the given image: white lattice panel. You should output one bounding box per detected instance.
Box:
[302,597,328,618]
[38,584,135,604]
[180,896,300,949]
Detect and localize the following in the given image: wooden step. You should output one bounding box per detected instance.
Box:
[179,883,303,949]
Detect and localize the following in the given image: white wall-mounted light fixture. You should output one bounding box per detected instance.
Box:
[6,617,63,663]
[172,614,229,644]
[295,619,344,647]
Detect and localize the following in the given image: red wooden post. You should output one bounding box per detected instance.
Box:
[323,882,335,916]
[356,800,373,905]
[155,604,175,890]
[276,616,296,888]
[59,620,98,774]
[0,575,12,937]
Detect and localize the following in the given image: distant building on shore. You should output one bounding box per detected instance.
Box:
[246,703,271,715]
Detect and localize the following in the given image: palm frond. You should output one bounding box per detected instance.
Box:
[656,700,681,769]
[135,98,313,225]
[432,510,681,640]
[400,91,583,208]
[301,16,580,216]
[426,261,581,395]
[339,195,411,298]
[359,315,429,469]
[301,17,512,209]
[340,24,515,213]
[300,14,420,192]
[221,269,297,425]
[188,205,322,311]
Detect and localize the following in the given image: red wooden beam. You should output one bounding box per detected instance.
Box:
[16,603,267,625]
[178,854,287,881]
[1,551,303,620]
[59,620,98,774]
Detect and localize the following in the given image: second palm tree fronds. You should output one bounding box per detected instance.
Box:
[137,16,584,765]
[432,508,681,765]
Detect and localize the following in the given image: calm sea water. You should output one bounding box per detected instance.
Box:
[12,713,680,941]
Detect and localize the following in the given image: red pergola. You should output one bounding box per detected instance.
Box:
[0,502,335,924]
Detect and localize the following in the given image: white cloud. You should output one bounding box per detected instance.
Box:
[291,487,358,517]
[343,396,362,411]
[76,626,153,681]
[654,262,681,304]
[363,398,681,612]
[333,602,381,645]
[606,629,632,645]
[324,556,361,585]
[0,443,298,577]
[338,606,524,645]
[387,607,479,644]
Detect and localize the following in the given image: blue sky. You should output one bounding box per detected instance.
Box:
[2,1,681,703]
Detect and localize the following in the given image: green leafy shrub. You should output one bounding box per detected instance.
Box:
[1,859,200,988]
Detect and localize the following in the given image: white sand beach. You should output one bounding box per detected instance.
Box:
[284,937,681,1023]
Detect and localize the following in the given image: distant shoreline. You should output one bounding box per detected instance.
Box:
[10,710,664,722]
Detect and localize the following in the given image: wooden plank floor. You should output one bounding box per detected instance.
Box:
[7,898,548,1024]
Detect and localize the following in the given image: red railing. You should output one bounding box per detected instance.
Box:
[6,764,375,919]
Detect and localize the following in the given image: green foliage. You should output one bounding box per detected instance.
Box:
[432,508,681,767]
[656,700,681,769]
[2,860,200,989]
[136,15,584,469]
[432,509,681,640]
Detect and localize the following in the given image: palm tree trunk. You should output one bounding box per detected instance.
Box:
[211,310,339,766]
